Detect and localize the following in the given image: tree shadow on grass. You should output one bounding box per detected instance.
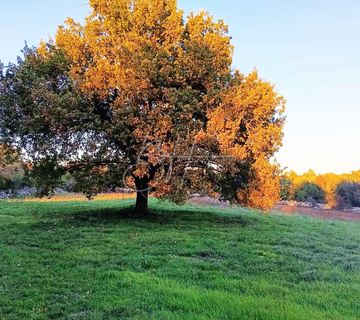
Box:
[70,204,256,226]
[29,202,258,230]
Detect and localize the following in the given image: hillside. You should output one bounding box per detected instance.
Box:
[0,199,359,319]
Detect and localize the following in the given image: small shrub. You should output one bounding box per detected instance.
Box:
[0,163,31,192]
[9,172,31,190]
[0,175,11,190]
[280,178,292,200]
[294,182,325,203]
[61,174,78,192]
[336,182,360,208]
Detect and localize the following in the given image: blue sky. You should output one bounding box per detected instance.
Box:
[1,0,359,174]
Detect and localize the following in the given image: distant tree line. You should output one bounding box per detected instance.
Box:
[280,169,360,208]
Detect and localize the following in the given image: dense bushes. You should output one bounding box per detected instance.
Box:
[61,174,78,193]
[294,182,326,203]
[0,145,30,194]
[0,166,31,193]
[0,175,11,190]
[336,182,360,209]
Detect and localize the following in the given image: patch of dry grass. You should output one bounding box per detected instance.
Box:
[24,192,136,203]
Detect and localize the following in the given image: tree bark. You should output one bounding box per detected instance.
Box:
[134,178,149,216]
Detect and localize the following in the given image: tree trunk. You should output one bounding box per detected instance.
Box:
[134,178,149,216]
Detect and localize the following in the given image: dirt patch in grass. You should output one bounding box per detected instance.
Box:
[272,204,360,221]
[189,196,360,221]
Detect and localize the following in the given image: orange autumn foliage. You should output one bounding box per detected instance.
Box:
[55,0,234,172]
[200,71,285,209]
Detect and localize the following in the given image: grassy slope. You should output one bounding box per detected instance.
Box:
[0,199,359,320]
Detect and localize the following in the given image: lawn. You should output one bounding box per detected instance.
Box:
[0,199,359,319]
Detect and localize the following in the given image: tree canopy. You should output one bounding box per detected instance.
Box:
[0,0,285,214]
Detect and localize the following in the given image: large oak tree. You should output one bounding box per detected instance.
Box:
[0,0,285,214]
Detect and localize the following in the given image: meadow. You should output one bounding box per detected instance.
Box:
[0,199,359,319]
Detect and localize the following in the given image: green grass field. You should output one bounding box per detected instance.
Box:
[0,199,359,319]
